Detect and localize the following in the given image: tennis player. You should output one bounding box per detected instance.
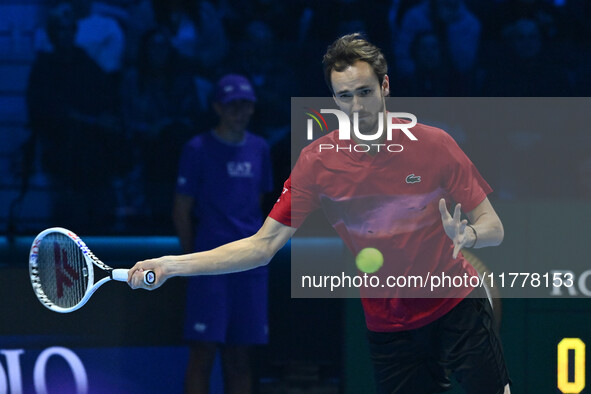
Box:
[129,33,511,394]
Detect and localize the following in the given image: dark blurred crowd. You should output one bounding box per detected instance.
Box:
[24,0,591,234]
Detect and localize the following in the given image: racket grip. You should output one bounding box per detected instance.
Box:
[112,269,156,285]
[143,270,156,285]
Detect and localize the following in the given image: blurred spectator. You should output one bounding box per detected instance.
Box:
[396,31,458,96]
[394,0,481,78]
[485,0,567,41]
[233,20,299,190]
[26,3,129,233]
[33,1,126,74]
[234,21,295,133]
[124,0,158,64]
[295,1,342,47]
[153,0,228,73]
[121,27,203,231]
[75,1,126,74]
[480,18,571,96]
[122,28,200,142]
[296,0,390,48]
[219,0,299,42]
[480,0,576,77]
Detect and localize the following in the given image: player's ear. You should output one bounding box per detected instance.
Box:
[382,75,390,97]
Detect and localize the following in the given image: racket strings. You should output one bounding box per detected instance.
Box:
[36,233,89,308]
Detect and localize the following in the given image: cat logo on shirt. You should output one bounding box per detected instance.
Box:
[227,161,253,177]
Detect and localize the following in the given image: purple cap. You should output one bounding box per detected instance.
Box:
[214,74,257,104]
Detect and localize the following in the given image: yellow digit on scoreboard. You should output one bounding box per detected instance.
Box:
[558,338,585,394]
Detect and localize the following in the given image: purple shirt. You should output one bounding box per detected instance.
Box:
[177,130,273,252]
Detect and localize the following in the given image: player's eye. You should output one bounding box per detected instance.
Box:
[358,89,372,97]
[337,93,353,101]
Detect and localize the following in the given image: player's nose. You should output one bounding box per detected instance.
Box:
[351,95,364,113]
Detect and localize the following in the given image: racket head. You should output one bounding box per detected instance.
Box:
[29,227,95,313]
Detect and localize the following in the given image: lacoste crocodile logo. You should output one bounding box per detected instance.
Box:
[406,174,421,184]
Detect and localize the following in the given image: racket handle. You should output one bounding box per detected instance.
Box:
[112,269,156,285]
[143,270,156,285]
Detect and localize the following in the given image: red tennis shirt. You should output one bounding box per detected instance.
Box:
[269,122,492,332]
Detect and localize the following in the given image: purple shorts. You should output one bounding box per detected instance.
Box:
[183,266,269,344]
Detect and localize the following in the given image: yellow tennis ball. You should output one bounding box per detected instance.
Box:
[355,247,384,274]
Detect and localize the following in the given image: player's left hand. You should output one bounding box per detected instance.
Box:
[438,198,471,259]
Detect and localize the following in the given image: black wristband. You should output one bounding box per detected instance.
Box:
[467,225,477,248]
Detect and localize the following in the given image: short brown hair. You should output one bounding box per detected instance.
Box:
[322,33,388,93]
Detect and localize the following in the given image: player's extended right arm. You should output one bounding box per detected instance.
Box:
[127,216,296,290]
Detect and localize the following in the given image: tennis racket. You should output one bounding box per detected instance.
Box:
[29,227,155,313]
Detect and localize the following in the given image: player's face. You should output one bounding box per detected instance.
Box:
[330,61,389,136]
[216,99,255,132]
